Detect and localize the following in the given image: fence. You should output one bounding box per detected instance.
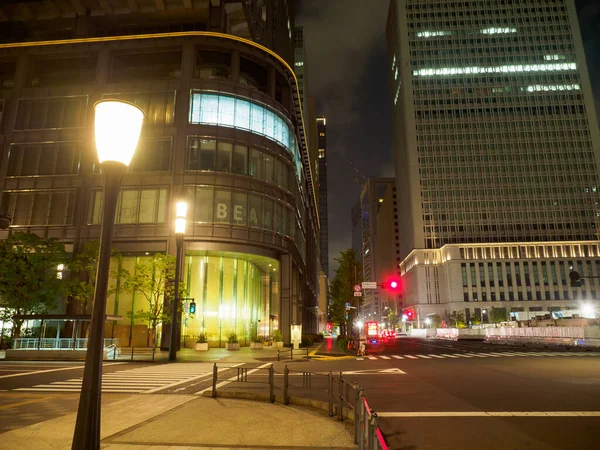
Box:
[276,347,311,361]
[13,338,118,350]
[210,363,388,450]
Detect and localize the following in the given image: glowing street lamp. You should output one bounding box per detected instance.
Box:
[169,201,188,361]
[72,100,143,450]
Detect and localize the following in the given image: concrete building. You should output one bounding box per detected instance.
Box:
[0,0,321,346]
[387,0,600,325]
[356,178,399,321]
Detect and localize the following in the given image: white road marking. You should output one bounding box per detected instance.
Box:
[440,354,460,358]
[198,363,271,395]
[416,355,432,359]
[356,357,364,361]
[452,354,474,358]
[377,411,600,418]
[477,353,502,358]
[405,355,419,359]
[391,355,404,359]
[380,356,391,360]
[0,362,126,379]
[367,356,377,360]
[429,355,445,359]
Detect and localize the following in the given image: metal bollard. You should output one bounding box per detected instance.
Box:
[359,395,365,450]
[284,365,289,405]
[354,384,360,444]
[131,347,134,360]
[113,346,117,360]
[152,346,156,361]
[212,363,218,398]
[290,348,293,359]
[269,365,274,403]
[306,347,309,360]
[367,410,375,450]
[372,413,380,450]
[277,349,280,361]
[338,393,344,421]
[328,372,334,417]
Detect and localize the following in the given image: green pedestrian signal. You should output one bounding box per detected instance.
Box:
[189,301,196,314]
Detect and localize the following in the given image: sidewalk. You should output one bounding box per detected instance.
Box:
[0,394,355,450]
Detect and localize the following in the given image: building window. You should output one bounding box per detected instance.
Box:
[461,263,468,287]
[109,51,182,83]
[479,262,485,287]
[129,138,172,172]
[470,263,476,287]
[463,292,469,302]
[195,49,232,80]
[89,188,168,225]
[505,262,513,287]
[2,190,75,226]
[30,55,97,87]
[189,91,294,156]
[103,91,175,125]
[7,142,80,176]
[15,96,87,130]
[187,137,292,191]
[487,262,494,287]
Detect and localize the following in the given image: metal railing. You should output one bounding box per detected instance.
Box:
[276,347,311,361]
[210,363,388,450]
[13,338,118,350]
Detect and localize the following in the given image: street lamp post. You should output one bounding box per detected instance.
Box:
[169,201,187,361]
[72,100,143,450]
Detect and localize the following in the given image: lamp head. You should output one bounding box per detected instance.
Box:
[94,100,144,166]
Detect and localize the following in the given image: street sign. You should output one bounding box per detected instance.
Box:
[354,292,362,297]
[362,281,377,289]
[345,302,351,308]
[353,284,362,292]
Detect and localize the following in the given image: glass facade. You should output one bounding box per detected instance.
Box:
[105,252,279,347]
[189,91,303,178]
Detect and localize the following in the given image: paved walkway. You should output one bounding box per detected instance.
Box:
[0,394,355,450]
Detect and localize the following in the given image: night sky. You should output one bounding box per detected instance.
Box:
[297,0,600,273]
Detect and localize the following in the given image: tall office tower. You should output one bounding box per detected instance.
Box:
[317,116,329,277]
[357,178,397,321]
[0,0,321,345]
[388,0,600,326]
[293,26,309,115]
[351,201,363,259]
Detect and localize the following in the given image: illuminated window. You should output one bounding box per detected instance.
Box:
[480,27,517,34]
[544,54,567,61]
[525,84,580,92]
[319,132,325,137]
[295,61,304,67]
[413,62,577,77]
[318,149,325,158]
[416,31,451,38]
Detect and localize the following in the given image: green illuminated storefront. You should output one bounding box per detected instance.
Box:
[182,251,279,346]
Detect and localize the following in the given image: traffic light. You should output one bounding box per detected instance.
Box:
[405,310,415,321]
[381,277,401,292]
[569,271,581,287]
[189,301,196,314]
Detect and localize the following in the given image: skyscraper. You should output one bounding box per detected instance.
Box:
[387,0,600,325]
[0,0,321,345]
[317,116,329,277]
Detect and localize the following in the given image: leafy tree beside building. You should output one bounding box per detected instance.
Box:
[0,232,66,338]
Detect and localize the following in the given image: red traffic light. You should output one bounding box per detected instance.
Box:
[381,277,401,292]
[406,310,414,320]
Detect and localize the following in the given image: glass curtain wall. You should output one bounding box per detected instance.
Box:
[183,251,279,347]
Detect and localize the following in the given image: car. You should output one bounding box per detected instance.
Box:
[395,331,408,338]
[365,337,385,352]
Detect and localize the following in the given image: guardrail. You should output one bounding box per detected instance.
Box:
[210,363,388,450]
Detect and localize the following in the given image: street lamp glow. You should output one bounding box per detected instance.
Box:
[581,303,595,319]
[424,318,432,326]
[174,217,186,234]
[176,201,188,219]
[94,100,144,166]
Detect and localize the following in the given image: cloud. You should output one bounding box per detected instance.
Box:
[297,0,389,128]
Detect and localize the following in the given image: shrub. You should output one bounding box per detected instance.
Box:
[337,338,348,351]
[301,335,313,347]
[272,330,283,342]
[227,332,238,344]
[196,333,208,344]
[0,337,13,350]
[251,333,263,343]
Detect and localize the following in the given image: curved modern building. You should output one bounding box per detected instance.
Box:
[0,0,320,347]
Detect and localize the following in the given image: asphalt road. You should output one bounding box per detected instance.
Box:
[1,339,600,449]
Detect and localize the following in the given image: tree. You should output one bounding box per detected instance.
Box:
[0,232,66,338]
[489,307,508,323]
[386,309,399,330]
[328,249,362,337]
[448,310,467,329]
[64,240,99,314]
[121,253,182,347]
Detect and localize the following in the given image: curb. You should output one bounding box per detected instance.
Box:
[200,390,355,420]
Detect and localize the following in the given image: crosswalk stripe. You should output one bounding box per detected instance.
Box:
[467,353,487,358]
[356,357,364,361]
[405,355,419,359]
[429,354,445,359]
[478,353,502,357]
[380,356,391,360]
[391,355,404,359]
[416,355,432,359]
[440,354,460,358]
[452,354,474,358]
[488,352,515,357]
[367,356,377,360]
